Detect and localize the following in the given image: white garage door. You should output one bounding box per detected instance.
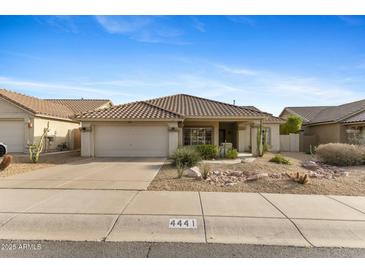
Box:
[94,125,168,157]
[0,120,25,153]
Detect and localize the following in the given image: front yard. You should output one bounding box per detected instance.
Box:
[0,151,83,177]
[149,152,365,196]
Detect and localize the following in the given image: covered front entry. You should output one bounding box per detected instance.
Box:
[94,125,169,157]
[180,120,256,153]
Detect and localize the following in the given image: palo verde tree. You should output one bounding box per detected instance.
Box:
[280,115,303,135]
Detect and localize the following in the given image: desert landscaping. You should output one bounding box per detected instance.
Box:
[149,151,365,196]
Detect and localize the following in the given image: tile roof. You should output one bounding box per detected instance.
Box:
[283,106,328,122]
[0,89,74,119]
[76,94,279,121]
[242,105,284,123]
[74,101,184,120]
[283,99,365,125]
[343,111,365,123]
[145,94,266,118]
[0,89,112,120]
[45,99,111,114]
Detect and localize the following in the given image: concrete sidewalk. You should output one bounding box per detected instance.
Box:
[0,190,365,248]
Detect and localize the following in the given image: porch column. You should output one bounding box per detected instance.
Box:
[237,122,248,152]
[250,121,261,156]
[168,122,179,156]
[213,121,219,146]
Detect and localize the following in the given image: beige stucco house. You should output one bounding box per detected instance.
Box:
[280,99,365,147]
[76,94,283,157]
[0,89,112,153]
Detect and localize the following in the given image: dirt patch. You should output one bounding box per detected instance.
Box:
[0,151,83,178]
[148,152,365,196]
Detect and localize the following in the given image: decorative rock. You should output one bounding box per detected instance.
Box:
[302,160,320,170]
[246,173,269,181]
[242,157,256,163]
[228,171,242,177]
[185,166,202,179]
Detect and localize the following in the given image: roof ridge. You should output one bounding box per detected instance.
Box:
[45,98,111,101]
[142,100,184,118]
[146,93,265,115]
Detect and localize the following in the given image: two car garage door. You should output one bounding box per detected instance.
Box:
[0,120,25,153]
[94,125,169,157]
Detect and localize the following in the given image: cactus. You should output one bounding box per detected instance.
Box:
[29,122,50,163]
[292,172,309,184]
[256,120,266,157]
[0,154,12,171]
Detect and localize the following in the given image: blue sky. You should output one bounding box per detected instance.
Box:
[0,15,364,115]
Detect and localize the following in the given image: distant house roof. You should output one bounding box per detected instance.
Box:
[76,94,282,122]
[281,99,365,125]
[241,105,284,123]
[0,89,112,120]
[45,99,112,114]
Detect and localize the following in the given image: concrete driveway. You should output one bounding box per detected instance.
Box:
[0,158,165,190]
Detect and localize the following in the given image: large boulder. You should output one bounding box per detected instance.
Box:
[246,173,269,181]
[185,166,202,179]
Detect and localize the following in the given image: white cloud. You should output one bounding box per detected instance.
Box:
[35,16,79,33]
[216,64,259,76]
[0,76,129,98]
[95,16,187,44]
[191,16,205,32]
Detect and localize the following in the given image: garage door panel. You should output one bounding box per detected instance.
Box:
[95,125,168,157]
[0,120,25,153]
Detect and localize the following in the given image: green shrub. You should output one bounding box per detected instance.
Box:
[200,164,210,180]
[280,115,303,135]
[196,144,218,160]
[269,154,291,165]
[176,161,185,178]
[316,143,365,166]
[225,148,238,159]
[172,147,201,168]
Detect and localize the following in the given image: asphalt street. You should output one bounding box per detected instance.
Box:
[1,240,364,258]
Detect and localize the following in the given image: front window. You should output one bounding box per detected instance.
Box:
[264,127,272,145]
[183,127,213,145]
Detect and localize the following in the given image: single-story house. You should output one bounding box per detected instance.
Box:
[279,99,365,146]
[0,89,112,153]
[75,94,283,157]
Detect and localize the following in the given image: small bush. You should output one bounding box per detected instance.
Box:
[172,147,201,168]
[196,144,218,160]
[269,154,291,165]
[200,164,210,180]
[225,148,238,159]
[316,143,365,166]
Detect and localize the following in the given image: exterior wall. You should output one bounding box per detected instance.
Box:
[33,117,79,151]
[263,123,280,152]
[80,121,177,157]
[0,98,33,153]
[306,123,342,144]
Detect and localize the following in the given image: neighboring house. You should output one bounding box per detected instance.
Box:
[0,89,112,153]
[76,94,283,157]
[280,99,365,146]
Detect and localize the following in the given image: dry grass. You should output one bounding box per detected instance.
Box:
[149,152,365,196]
[0,151,83,177]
